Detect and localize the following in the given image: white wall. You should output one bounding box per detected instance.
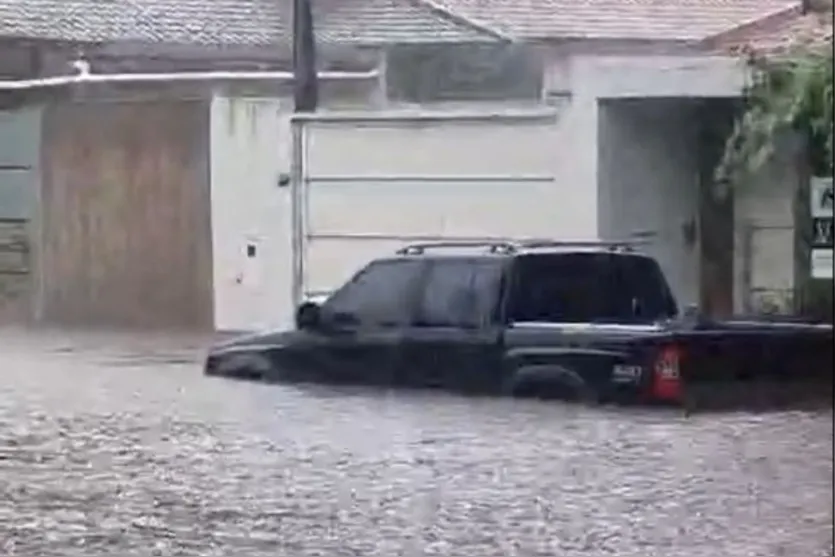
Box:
[207,54,794,329]
[210,96,294,331]
[209,100,601,330]
[560,54,802,312]
[571,55,748,99]
[545,53,809,312]
[551,54,747,208]
[557,55,746,308]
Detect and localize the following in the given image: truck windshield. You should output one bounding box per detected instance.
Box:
[508,253,678,324]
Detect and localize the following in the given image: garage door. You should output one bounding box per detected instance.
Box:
[296,111,576,302]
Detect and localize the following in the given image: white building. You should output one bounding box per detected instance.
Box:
[0,0,826,330]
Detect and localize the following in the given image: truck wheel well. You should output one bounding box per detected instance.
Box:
[506,364,599,403]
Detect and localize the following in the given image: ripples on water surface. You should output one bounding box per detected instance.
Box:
[0,331,832,556]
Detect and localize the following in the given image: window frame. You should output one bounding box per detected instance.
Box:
[320,257,427,328]
[505,252,677,324]
[384,43,545,104]
[411,257,509,329]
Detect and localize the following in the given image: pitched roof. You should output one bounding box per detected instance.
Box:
[0,0,496,46]
[428,0,801,41]
[704,3,833,54]
[0,0,812,46]
[315,0,506,43]
[0,0,282,44]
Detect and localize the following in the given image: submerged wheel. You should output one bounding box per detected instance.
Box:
[504,365,600,404]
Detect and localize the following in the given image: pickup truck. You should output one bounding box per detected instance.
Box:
[204,240,833,410]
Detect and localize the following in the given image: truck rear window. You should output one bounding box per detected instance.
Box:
[508,253,678,324]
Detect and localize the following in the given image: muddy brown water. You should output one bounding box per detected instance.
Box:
[1,330,832,556]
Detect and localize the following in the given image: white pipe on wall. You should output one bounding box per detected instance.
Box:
[0,68,381,91]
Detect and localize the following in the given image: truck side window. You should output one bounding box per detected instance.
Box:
[322,259,423,327]
[415,259,503,328]
[508,253,676,323]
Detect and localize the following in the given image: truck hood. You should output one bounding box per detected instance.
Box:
[209,328,299,353]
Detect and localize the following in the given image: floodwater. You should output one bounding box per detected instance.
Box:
[1,329,832,557]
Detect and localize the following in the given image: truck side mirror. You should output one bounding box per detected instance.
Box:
[295,301,321,330]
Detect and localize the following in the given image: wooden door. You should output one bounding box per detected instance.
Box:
[40,100,213,329]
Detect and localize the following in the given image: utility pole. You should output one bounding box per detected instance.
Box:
[290,0,319,307]
[292,0,319,112]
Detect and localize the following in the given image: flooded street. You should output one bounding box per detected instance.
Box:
[0,330,832,557]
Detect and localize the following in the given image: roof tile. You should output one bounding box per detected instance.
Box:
[0,0,813,45]
[318,0,496,43]
[707,5,833,54]
[0,0,492,45]
[0,0,283,44]
[430,0,800,41]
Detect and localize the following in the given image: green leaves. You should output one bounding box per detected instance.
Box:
[717,43,834,187]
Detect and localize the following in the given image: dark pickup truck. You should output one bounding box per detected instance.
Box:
[205,240,833,410]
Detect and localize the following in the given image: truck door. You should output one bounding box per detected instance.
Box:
[311,258,423,384]
[401,258,506,392]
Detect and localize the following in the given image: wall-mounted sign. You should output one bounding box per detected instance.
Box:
[811,177,833,218]
[810,177,833,280]
[811,249,833,280]
[241,235,264,289]
[812,217,833,247]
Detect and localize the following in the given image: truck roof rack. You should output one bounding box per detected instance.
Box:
[396,240,517,255]
[518,240,635,252]
[395,238,636,256]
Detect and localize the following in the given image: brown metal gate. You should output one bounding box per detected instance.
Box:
[39,100,213,329]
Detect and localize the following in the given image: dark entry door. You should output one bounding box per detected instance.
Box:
[401,258,506,392]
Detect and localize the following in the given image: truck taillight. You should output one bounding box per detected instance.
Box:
[651,344,683,402]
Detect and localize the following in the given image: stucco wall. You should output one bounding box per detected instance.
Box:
[210,96,293,332]
[554,54,747,209]
[556,54,797,312]
[209,98,596,330]
[570,55,747,99]
[208,54,795,330]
